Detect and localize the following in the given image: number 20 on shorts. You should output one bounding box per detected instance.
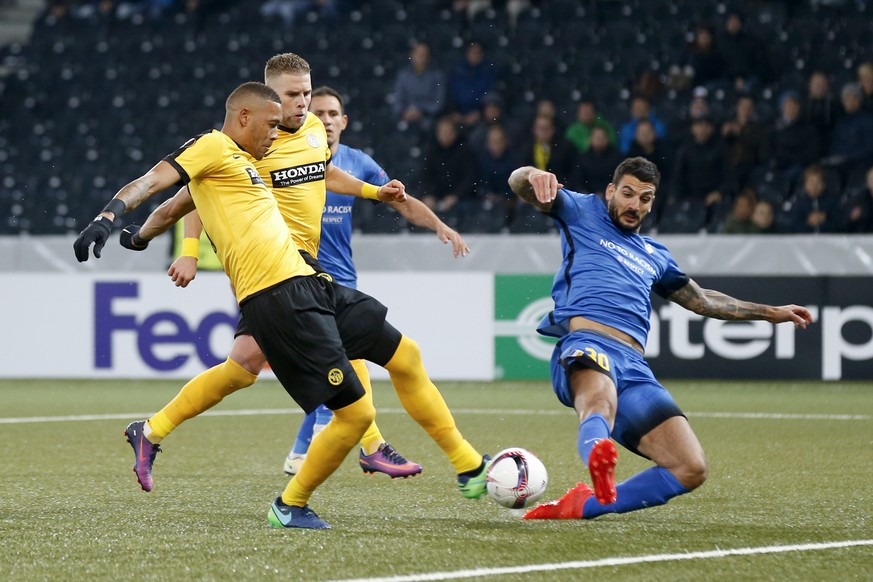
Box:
[584,346,611,371]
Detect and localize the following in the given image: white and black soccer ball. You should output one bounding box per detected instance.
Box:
[486,447,548,509]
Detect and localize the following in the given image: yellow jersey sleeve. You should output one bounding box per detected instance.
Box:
[163,130,223,185]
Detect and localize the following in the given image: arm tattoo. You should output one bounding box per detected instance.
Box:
[508,167,552,212]
[114,176,153,212]
[669,280,773,321]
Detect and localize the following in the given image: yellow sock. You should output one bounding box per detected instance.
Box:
[281,392,375,507]
[146,357,257,442]
[384,336,481,474]
[353,359,385,455]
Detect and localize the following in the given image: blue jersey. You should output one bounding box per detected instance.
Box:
[319,144,389,288]
[537,189,689,349]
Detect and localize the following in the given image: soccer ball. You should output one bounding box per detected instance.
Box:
[486,447,548,509]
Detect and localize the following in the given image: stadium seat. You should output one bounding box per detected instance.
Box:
[4,0,873,233]
[657,200,709,234]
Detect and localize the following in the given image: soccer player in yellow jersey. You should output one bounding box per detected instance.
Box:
[74,84,489,530]
[168,83,470,479]
[146,53,425,480]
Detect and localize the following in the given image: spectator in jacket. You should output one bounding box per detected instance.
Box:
[670,115,730,229]
[823,83,873,180]
[419,115,478,216]
[573,126,624,198]
[448,41,496,128]
[565,98,618,154]
[618,95,667,154]
[786,165,842,234]
[721,188,759,234]
[761,90,821,188]
[719,11,768,93]
[721,93,766,191]
[803,71,843,148]
[392,41,446,131]
[517,113,575,180]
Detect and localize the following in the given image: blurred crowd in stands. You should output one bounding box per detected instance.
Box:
[1,0,873,235]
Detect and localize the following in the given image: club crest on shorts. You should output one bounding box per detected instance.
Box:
[328,368,343,386]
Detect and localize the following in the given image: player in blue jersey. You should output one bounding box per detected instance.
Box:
[282,85,470,476]
[508,158,813,520]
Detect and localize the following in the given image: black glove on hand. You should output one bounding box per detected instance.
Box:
[73,216,113,262]
[120,224,149,251]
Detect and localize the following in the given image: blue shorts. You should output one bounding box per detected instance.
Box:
[550,330,685,457]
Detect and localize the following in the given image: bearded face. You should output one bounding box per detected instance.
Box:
[605,176,655,233]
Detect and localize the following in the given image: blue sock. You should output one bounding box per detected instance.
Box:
[314,404,334,427]
[577,413,611,465]
[582,466,689,519]
[291,410,318,455]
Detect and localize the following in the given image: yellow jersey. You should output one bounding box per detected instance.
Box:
[255,112,332,258]
[164,130,314,303]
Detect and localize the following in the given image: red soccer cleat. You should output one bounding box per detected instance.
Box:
[588,439,618,504]
[523,482,594,520]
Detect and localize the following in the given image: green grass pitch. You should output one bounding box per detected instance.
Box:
[1,379,871,580]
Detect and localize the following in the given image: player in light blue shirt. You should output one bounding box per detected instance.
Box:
[509,157,813,520]
[284,86,470,477]
[318,145,386,287]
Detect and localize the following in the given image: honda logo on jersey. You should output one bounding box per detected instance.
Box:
[270,162,326,188]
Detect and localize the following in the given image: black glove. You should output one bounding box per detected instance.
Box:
[120,224,149,251]
[73,216,113,262]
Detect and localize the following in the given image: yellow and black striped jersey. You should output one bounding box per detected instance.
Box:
[164,130,314,303]
[255,112,332,258]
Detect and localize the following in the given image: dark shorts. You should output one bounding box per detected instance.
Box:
[237,255,400,366]
[238,257,402,413]
[551,330,685,458]
[240,276,360,413]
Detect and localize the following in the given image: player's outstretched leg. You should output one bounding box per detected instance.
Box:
[523,482,594,520]
[124,357,258,490]
[525,467,690,520]
[382,335,488,497]
[124,421,161,492]
[583,466,690,519]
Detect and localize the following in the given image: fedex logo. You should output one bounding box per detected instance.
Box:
[94,282,237,371]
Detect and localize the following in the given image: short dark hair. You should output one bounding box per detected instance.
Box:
[613,157,661,189]
[226,81,280,110]
[312,86,345,113]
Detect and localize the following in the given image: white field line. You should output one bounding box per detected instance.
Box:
[333,539,873,582]
[0,408,869,425]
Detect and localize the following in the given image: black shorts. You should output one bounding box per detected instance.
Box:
[238,251,400,365]
[239,276,358,413]
[238,274,401,413]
